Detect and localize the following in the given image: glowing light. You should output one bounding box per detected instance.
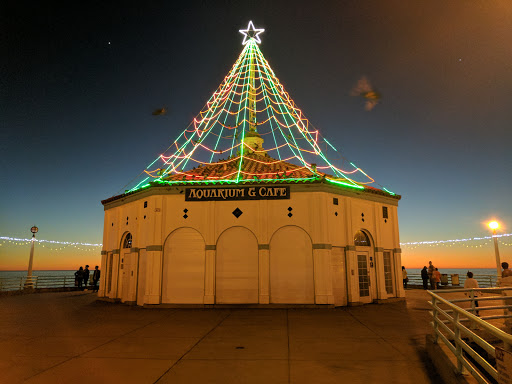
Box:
[117,24,396,199]
[488,221,500,230]
[400,233,512,249]
[4,233,511,249]
[239,21,265,45]
[0,236,102,247]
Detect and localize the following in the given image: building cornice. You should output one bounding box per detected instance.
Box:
[102,180,400,210]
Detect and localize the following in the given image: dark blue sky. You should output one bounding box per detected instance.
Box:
[2,0,511,246]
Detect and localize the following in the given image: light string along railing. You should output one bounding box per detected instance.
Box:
[0,237,102,252]
[400,233,512,249]
[2,234,511,250]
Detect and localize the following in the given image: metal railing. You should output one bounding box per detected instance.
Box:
[428,287,512,383]
[0,275,76,291]
[408,273,498,288]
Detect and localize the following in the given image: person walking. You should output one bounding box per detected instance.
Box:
[92,266,101,292]
[75,267,84,290]
[464,271,479,316]
[433,268,442,289]
[428,261,436,290]
[421,266,429,290]
[402,266,408,289]
[83,265,90,289]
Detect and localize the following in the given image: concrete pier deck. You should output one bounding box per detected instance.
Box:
[1,290,442,383]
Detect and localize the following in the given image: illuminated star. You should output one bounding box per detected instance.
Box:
[239,21,265,45]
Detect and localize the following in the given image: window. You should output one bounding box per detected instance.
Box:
[144,201,148,208]
[107,254,113,293]
[354,231,370,246]
[383,251,394,294]
[382,206,388,219]
[357,255,370,297]
[333,198,338,205]
[123,233,132,249]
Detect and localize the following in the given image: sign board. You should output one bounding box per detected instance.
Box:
[497,347,512,384]
[185,186,290,202]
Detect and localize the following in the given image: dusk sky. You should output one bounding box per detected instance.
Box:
[2,1,511,270]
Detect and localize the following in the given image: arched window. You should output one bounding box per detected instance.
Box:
[354,230,370,246]
[122,233,132,249]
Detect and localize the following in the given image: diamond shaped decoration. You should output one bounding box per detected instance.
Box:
[183,214,188,219]
[288,212,293,218]
[232,208,243,218]
[335,212,338,216]
[287,207,293,211]
[184,208,188,213]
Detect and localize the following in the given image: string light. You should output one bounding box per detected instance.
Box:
[400,233,512,249]
[2,233,510,249]
[0,236,101,247]
[121,23,395,197]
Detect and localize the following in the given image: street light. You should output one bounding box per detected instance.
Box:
[26,225,38,289]
[488,221,501,278]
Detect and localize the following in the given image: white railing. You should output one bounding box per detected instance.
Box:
[408,273,497,288]
[428,287,512,383]
[0,275,76,291]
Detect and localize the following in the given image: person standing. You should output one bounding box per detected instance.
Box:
[464,272,479,316]
[402,266,408,289]
[83,265,90,289]
[502,262,512,277]
[421,266,429,290]
[428,261,436,290]
[92,266,101,292]
[75,266,84,290]
[433,268,442,290]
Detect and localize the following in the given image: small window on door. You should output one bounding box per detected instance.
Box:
[357,255,370,297]
[383,251,394,294]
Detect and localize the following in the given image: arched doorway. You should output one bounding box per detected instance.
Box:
[216,227,258,303]
[354,230,375,304]
[120,232,138,303]
[162,228,205,304]
[269,226,314,304]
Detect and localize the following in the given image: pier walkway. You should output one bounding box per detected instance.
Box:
[1,290,442,383]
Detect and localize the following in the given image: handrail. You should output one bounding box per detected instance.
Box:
[428,287,512,383]
[408,273,498,288]
[0,275,77,291]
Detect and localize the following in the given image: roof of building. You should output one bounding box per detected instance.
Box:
[163,152,319,182]
[101,153,400,205]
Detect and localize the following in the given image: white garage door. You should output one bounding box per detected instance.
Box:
[216,227,259,304]
[270,226,314,304]
[162,228,205,304]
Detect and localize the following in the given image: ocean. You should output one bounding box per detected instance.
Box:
[0,270,75,279]
[406,268,496,276]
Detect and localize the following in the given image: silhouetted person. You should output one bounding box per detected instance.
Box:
[464,271,479,316]
[402,266,408,289]
[433,268,442,290]
[83,265,90,288]
[75,267,84,290]
[92,266,100,292]
[428,261,436,289]
[421,266,429,290]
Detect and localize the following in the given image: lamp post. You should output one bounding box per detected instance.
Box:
[488,221,501,278]
[26,225,38,289]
